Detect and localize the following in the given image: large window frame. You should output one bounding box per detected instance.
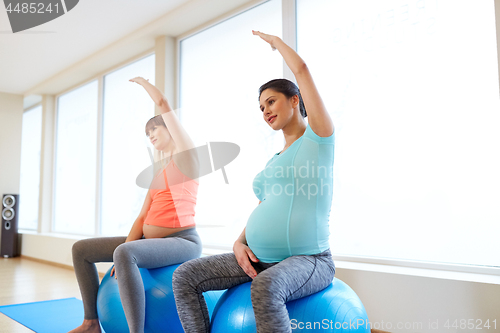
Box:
[52,51,155,237]
[19,104,43,231]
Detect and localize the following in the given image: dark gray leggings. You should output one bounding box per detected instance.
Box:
[172,249,335,333]
[71,228,202,333]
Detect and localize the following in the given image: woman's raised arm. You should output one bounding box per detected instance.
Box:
[130,77,199,179]
[129,77,197,153]
[252,31,334,137]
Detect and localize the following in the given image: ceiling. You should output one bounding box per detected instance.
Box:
[0,0,257,97]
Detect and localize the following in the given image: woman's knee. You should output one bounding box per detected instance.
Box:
[251,272,284,302]
[112,243,136,265]
[72,239,92,260]
[173,256,225,293]
[172,259,200,289]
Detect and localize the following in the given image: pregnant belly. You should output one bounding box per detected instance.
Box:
[142,224,193,239]
[246,199,291,262]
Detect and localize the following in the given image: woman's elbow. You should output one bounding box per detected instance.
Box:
[156,97,165,107]
[295,62,309,75]
[158,98,174,113]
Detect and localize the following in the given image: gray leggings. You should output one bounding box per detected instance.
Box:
[172,249,335,333]
[71,228,202,333]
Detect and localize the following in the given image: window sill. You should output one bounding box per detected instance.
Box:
[334,260,500,285]
[19,229,90,240]
[202,246,500,285]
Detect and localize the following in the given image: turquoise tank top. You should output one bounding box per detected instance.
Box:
[246,123,335,263]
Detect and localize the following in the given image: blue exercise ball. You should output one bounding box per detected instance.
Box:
[97,264,225,333]
[210,278,370,333]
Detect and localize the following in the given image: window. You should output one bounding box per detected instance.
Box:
[54,80,98,235]
[19,105,42,230]
[297,0,500,267]
[180,0,283,248]
[53,55,156,236]
[100,55,155,236]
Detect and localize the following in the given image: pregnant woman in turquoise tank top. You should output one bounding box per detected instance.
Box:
[172,31,336,333]
[246,116,334,263]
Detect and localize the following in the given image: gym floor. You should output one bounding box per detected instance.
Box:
[0,257,81,332]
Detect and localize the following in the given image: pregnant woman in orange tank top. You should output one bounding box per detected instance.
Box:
[69,77,202,333]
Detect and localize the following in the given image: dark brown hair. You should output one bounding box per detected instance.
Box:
[258,79,307,118]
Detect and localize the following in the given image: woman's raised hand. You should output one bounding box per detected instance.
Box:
[252,30,278,51]
[129,77,149,85]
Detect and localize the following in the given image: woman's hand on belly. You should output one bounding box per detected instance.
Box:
[233,241,259,279]
[142,223,193,239]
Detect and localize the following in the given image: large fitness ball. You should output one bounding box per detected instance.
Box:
[97,264,224,333]
[210,278,370,333]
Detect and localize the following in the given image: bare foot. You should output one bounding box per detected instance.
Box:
[68,319,102,333]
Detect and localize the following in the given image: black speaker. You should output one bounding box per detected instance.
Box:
[1,194,19,258]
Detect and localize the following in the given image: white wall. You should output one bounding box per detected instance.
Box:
[21,233,113,274]
[336,268,500,333]
[0,92,23,195]
[0,92,23,249]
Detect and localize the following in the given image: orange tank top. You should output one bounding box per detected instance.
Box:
[143,159,199,228]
